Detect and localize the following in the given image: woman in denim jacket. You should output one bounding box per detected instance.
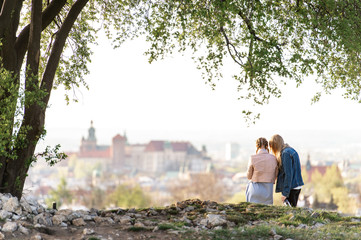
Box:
[269,134,304,207]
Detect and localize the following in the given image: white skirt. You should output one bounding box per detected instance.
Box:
[246,181,274,205]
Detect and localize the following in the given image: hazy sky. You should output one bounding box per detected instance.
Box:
[39,36,361,156]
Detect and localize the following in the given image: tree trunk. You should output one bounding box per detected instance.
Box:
[0,0,89,199]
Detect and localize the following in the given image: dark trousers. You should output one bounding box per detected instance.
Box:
[287,189,301,207]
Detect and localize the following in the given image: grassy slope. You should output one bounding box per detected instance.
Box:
[125,201,361,240]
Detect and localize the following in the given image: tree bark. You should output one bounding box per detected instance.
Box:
[0,0,24,192]
[15,0,67,72]
[0,0,89,199]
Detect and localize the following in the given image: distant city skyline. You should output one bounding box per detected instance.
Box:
[39,36,361,161]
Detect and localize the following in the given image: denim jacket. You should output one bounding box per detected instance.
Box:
[275,147,304,197]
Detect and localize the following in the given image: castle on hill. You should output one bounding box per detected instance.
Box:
[70,121,211,174]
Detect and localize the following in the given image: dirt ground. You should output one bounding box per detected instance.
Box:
[3,224,188,240]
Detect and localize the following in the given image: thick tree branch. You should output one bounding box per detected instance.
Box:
[2,0,43,199]
[7,0,89,199]
[26,0,42,82]
[0,0,23,35]
[15,0,67,71]
[41,0,89,104]
[0,0,23,73]
[0,0,16,28]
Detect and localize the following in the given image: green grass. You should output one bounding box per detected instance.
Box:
[105,200,361,240]
[158,223,177,230]
[225,214,248,225]
[182,222,361,240]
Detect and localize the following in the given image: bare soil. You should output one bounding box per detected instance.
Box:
[4,224,186,240]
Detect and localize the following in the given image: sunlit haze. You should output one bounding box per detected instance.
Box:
[39,37,361,161]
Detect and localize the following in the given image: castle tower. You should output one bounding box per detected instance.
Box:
[111,134,126,167]
[80,121,97,153]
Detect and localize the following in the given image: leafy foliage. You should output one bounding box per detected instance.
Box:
[106,184,151,208]
[34,144,67,167]
[305,165,357,214]
[45,177,72,208]
[120,0,361,121]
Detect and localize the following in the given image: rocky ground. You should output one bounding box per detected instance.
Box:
[0,194,360,240]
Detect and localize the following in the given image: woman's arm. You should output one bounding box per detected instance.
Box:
[246,158,254,180]
[281,151,293,197]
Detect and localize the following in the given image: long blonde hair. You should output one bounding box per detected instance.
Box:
[269,134,284,168]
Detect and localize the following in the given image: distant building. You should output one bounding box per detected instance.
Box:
[72,121,211,174]
[302,154,342,182]
[338,159,361,178]
[225,142,241,161]
[79,121,111,158]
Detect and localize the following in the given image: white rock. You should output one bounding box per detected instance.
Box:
[184,206,195,212]
[30,234,43,240]
[105,217,115,224]
[270,228,277,235]
[134,222,144,227]
[12,214,21,220]
[0,210,12,219]
[20,198,33,213]
[83,215,93,221]
[180,216,192,224]
[93,216,104,223]
[297,223,307,229]
[30,205,38,215]
[206,214,227,227]
[0,232,5,240]
[3,197,22,215]
[34,223,43,228]
[167,230,181,234]
[313,222,324,228]
[119,215,132,224]
[33,213,52,226]
[199,218,208,227]
[75,210,89,218]
[36,205,45,214]
[21,195,39,206]
[274,234,283,240]
[19,225,31,235]
[68,212,81,221]
[52,214,67,225]
[2,221,18,232]
[57,209,72,216]
[83,228,95,235]
[0,193,11,203]
[227,221,236,228]
[72,217,86,226]
[60,222,68,227]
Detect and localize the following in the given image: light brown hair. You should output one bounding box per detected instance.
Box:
[269,134,284,168]
[256,137,269,154]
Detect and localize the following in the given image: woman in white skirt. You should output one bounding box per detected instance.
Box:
[246,137,278,205]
